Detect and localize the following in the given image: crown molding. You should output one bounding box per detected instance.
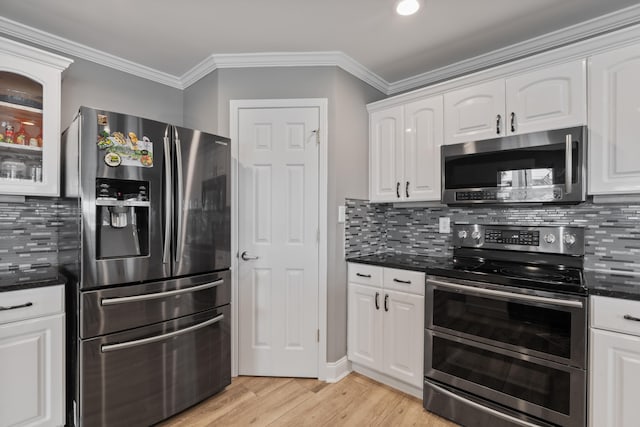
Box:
[180,51,389,93]
[0,35,73,70]
[2,3,640,96]
[0,16,182,89]
[387,3,640,94]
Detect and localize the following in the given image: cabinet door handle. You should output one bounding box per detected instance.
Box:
[384,294,389,312]
[0,302,33,311]
[496,114,502,134]
[405,182,410,198]
[624,314,640,322]
[356,273,371,278]
[393,278,412,284]
[375,292,380,310]
[396,182,400,198]
[510,112,516,132]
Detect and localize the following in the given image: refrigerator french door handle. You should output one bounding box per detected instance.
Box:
[163,131,172,265]
[174,128,184,262]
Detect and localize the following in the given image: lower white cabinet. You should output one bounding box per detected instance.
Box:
[590,296,640,427]
[347,263,424,391]
[0,286,65,427]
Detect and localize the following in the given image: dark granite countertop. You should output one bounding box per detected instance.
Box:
[585,270,640,301]
[0,267,66,293]
[346,253,450,272]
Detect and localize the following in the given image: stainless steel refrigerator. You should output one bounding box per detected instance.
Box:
[62,106,231,427]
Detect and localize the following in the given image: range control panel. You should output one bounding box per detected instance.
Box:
[452,224,584,255]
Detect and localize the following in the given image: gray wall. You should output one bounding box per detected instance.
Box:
[62,57,184,127]
[183,66,385,362]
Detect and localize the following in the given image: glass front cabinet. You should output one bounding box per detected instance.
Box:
[0,37,72,196]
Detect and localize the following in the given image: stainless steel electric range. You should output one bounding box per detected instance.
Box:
[424,224,587,427]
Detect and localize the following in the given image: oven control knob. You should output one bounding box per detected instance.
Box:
[564,233,576,246]
[471,231,481,241]
[544,233,556,244]
[458,230,468,239]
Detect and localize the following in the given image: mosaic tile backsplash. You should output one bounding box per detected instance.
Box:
[0,197,79,271]
[345,198,640,275]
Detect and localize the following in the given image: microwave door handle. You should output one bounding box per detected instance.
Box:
[174,128,184,262]
[565,134,573,195]
[162,131,172,265]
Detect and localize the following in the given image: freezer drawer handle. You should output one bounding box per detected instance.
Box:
[0,302,33,311]
[101,313,224,353]
[624,314,640,322]
[425,380,540,427]
[100,279,224,306]
[428,278,583,308]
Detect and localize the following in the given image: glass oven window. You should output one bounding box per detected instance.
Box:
[432,336,570,415]
[433,289,571,358]
[444,142,578,190]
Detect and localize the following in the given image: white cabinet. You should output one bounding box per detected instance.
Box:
[0,285,65,427]
[347,263,424,390]
[589,44,640,195]
[590,296,640,427]
[0,37,72,196]
[369,96,443,202]
[444,60,586,144]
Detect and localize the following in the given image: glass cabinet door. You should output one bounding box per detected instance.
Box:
[0,37,72,197]
[0,72,45,185]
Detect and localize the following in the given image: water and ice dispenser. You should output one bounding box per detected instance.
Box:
[95,178,150,259]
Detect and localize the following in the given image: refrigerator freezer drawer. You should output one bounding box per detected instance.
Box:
[79,306,230,427]
[80,270,230,338]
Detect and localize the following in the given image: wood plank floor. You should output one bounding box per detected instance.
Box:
[159,373,458,426]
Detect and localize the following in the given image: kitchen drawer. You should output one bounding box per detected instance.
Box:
[348,263,383,288]
[384,268,425,296]
[592,296,640,337]
[0,285,64,325]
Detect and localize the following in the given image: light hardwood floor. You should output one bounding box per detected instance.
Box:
[159,373,458,426]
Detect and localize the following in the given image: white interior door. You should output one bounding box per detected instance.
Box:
[238,106,319,377]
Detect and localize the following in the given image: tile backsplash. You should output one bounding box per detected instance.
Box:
[345,198,640,275]
[0,197,79,271]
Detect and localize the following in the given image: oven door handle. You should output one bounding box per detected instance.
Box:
[425,380,541,427]
[101,314,224,353]
[100,279,224,306]
[428,278,583,308]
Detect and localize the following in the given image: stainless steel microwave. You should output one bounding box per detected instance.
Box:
[441,126,586,205]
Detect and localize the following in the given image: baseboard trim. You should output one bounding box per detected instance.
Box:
[351,363,423,399]
[323,356,352,383]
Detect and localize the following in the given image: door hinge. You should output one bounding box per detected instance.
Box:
[312,129,320,145]
[317,329,320,343]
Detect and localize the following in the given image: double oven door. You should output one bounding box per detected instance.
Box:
[424,275,587,427]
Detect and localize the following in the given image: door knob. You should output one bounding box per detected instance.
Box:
[241,251,259,261]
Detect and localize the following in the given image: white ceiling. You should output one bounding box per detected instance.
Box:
[1,0,640,92]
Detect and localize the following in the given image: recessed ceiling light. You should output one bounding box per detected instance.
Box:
[396,0,420,16]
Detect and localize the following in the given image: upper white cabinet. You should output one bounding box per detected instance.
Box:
[589,43,640,195]
[444,60,586,144]
[369,96,443,203]
[0,37,72,196]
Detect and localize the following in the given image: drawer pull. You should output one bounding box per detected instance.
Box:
[356,273,372,278]
[393,278,412,284]
[101,279,223,306]
[0,302,33,311]
[624,314,640,322]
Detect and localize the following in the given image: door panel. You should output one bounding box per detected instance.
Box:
[173,127,230,276]
[347,283,383,371]
[79,107,169,289]
[370,106,403,202]
[506,60,586,135]
[238,106,319,377]
[404,96,443,201]
[444,80,505,144]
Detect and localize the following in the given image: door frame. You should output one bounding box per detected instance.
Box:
[230,98,329,379]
